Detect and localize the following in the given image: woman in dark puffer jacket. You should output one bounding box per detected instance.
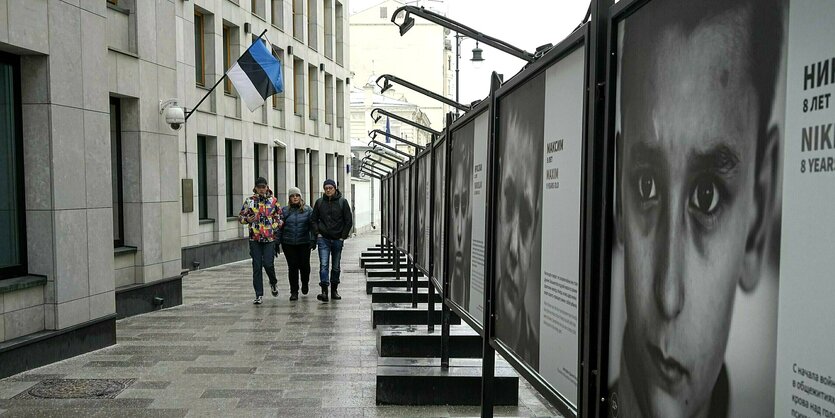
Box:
[278,187,316,301]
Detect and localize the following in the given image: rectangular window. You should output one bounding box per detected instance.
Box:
[308,63,318,120]
[273,146,286,200]
[251,0,266,18]
[336,78,344,128]
[272,0,285,30]
[254,144,261,181]
[292,0,304,41]
[0,54,25,279]
[110,98,124,247]
[223,26,233,94]
[272,47,285,109]
[194,12,205,86]
[324,73,334,126]
[293,58,304,116]
[225,140,235,217]
[307,0,318,50]
[197,136,209,220]
[335,1,344,65]
[324,0,334,59]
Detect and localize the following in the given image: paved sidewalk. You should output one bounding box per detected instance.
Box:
[0,232,561,417]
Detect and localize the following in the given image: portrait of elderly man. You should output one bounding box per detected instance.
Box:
[494,75,545,370]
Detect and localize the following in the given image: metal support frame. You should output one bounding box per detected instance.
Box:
[480,72,503,418]
[376,74,471,112]
[440,112,454,370]
[370,129,426,151]
[366,149,404,166]
[371,108,443,137]
[368,140,415,159]
[427,137,438,333]
[362,156,396,172]
[390,6,536,63]
[409,161,418,308]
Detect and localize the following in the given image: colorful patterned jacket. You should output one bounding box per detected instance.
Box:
[238,190,283,242]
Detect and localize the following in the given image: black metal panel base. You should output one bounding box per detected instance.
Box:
[362,250,398,257]
[371,287,442,304]
[359,257,406,268]
[366,277,429,294]
[181,238,249,270]
[372,303,461,328]
[0,315,117,379]
[366,268,425,278]
[376,325,482,358]
[376,358,518,406]
[115,275,183,320]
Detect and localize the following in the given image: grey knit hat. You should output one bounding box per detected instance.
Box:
[288,187,302,197]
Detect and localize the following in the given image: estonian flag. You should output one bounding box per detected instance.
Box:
[227,39,284,112]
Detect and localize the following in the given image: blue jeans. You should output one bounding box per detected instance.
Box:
[249,241,278,297]
[317,237,344,286]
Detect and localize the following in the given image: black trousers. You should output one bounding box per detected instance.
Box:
[282,243,311,294]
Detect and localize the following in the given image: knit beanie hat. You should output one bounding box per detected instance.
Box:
[255,177,268,186]
[288,187,302,197]
[323,179,337,189]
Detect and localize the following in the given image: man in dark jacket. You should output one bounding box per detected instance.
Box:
[311,179,353,302]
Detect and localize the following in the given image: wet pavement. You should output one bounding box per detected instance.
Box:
[0,232,561,417]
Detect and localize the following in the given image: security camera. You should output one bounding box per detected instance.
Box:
[159,99,185,131]
[165,106,185,130]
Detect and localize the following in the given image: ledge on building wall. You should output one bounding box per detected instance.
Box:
[199,218,215,225]
[0,275,47,295]
[227,216,240,222]
[107,47,139,59]
[114,246,138,255]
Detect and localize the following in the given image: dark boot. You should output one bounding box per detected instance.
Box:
[317,285,329,302]
[301,281,309,295]
[331,283,342,300]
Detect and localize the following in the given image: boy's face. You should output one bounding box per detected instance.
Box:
[620,15,759,418]
[451,144,471,284]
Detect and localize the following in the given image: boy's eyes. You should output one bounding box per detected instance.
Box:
[637,173,658,202]
[690,177,720,214]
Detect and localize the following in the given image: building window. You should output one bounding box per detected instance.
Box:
[308,63,318,120]
[195,12,205,86]
[0,54,25,279]
[251,0,266,18]
[379,6,387,18]
[225,140,235,217]
[254,144,261,181]
[272,47,285,110]
[272,0,285,30]
[336,78,344,128]
[273,146,286,200]
[292,0,304,41]
[324,0,334,59]
[293,58,304,116]
[223,26,233,94]
[110,98,124,247]
[307,0,318,50]
[197,136,209,220]
[335,1,344,65]
[324,73,334,126]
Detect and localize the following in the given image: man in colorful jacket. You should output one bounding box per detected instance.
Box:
[239,177,283,304]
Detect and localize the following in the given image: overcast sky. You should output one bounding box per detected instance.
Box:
[350,0,591,104]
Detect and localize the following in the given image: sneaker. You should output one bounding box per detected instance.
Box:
[253,296,263,305]
[289,293,299,301]
[270,283,278,297]
[301,282,309,295]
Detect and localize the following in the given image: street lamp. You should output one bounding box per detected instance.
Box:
[391,6,543,109]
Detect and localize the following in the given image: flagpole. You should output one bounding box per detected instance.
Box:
[185,29,269,121]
